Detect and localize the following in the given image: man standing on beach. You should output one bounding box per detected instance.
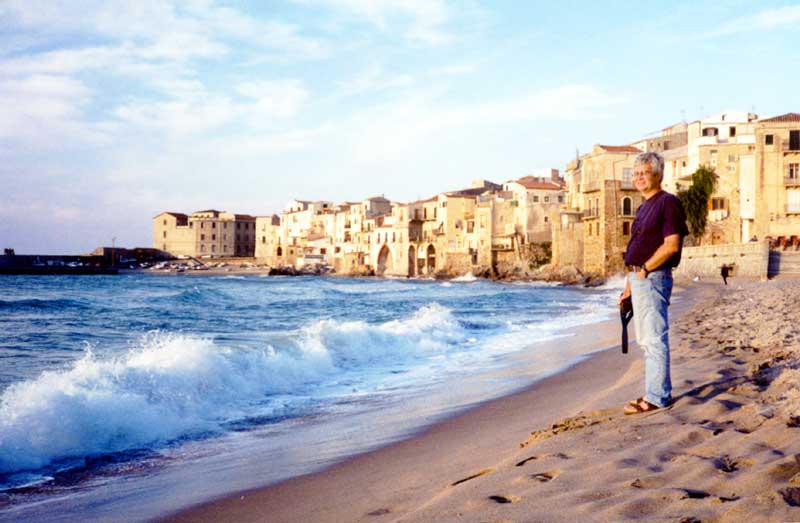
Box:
[619,152,689,414]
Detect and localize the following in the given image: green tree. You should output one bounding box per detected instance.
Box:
[677,165,717,240]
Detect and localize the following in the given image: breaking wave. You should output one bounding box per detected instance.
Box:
[0,304,465,475]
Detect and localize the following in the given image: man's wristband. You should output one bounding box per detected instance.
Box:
[642,265,650,276]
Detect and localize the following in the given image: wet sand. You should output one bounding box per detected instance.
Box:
[164,278,800,522]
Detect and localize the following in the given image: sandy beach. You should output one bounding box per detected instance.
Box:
[160,277,800,523]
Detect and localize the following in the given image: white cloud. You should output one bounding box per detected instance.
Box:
[710,5,800,37]
[293,0,454,45]
[342,84,623,162]
[236,80,310,119]
[0,74,110,147]
[338,63,415,95]
[1,0,327,62]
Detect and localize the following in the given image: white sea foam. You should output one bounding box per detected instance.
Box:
[0,304,464,475]
[451,272,478,282]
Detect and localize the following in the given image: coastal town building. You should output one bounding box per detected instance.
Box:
[753,113,800,246]
[153,110,799,279]
[153,210,256,258]
[554,145,643,276]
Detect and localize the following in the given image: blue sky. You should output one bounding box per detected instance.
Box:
[1,1,799,254]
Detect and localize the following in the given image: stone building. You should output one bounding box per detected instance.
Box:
[153,210,256,258]
[577,145,643,276]
[502,174,565,243]
[753,113,800,244]
[254,215,282,264]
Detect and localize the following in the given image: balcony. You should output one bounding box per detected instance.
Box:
[785,177,800,187]
[781,143,800,152]
[582,180,600,193]
[582,209,599,219]
[621,180,635,190]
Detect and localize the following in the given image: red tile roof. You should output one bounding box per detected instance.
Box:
[234,214,255,220]
[598,145,642,153]
[512,177,563,190]
[759,112,800,123]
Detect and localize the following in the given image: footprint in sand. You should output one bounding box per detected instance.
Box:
[488,494,521,504]
[531,471,560,482]
[451,468,494,487]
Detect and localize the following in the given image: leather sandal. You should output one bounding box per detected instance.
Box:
[626,396,646,407]
[623,398,661,415]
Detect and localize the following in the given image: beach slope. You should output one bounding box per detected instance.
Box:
[165,279,800,522]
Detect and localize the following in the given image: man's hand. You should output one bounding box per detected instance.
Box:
[636,268,648,280]
[618,277,631,306]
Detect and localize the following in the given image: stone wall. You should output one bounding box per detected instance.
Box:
[674,241,769,281]
[552,221,584,270]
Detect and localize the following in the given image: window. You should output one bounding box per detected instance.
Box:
[702,127,718,136]
[212,222,216,229]
[320,248,326,255]
[162,231,167,238]
[789,163,800,179]
[791,130,800,151]
[223,222,227,229]
[596,223,600,235]
[544,196,550,203]
[442,201,447,208]
[622,168,633,186]
[558,195,564,203]
[622,197,632,216]
[728,154,736,163]
[201,234,205,240]
[211,245,216,252]
[163,219,167,225]
[710,198,727,210]
[544,216,548,223]
[729,126,736,137]
[201,222,204,229]
[766,134,774,145]
[262,236,266,244]
[623,222,630,235]
[237,223,241,230]
[533,195,539,203]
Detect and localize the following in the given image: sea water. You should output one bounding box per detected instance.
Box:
[0,273,623,521]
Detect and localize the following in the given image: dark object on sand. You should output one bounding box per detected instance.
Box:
[620,296,633,354]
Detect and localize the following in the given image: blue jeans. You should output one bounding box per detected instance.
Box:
[629,269,673,407]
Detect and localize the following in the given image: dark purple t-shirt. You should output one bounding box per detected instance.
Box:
[624,191,689,268]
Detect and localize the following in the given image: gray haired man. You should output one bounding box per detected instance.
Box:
[618,152,688,414]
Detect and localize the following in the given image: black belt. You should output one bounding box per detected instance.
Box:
[626,264,668,273]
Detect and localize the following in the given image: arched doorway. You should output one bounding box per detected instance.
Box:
[377,245,392,275]
[426,244,436,274]
[407,246,416,277]
[276,246,283,256]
